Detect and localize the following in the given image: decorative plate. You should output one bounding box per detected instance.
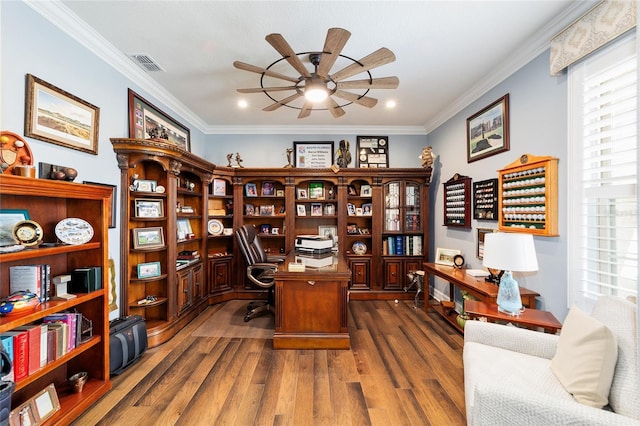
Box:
[12,220,43,246]
[208,219,223,236]
[351,241,367,255]
[55,218,94,245]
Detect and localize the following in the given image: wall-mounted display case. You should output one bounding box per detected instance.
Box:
[473,178,498,220]
[443,173,471,228]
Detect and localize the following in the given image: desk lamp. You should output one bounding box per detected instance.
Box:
[482,232,538,315]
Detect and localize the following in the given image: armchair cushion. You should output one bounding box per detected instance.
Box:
[551,305,618,408]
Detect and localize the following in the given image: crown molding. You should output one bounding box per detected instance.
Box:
[203,124,427,135]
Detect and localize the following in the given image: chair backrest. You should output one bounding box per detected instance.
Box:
[235,225,268,266]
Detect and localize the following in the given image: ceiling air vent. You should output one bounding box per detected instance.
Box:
[129,54,165,72]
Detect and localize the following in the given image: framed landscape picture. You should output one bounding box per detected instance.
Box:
[467,94,510,163]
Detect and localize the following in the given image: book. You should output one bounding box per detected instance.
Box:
[9,265,46,302]
[0,334,14,381]
[0,330,29,382]
[44,314,76,352]
[46,328,57,362]
[45,323,66,358]
[15,324,45,375]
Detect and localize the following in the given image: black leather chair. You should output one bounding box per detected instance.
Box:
[234,225,284,322]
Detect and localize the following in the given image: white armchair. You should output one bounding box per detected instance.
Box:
[463,296,638,425]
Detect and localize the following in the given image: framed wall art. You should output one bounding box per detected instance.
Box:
[132,227,165,249]
[25,74,100,155]
[137,261,162,279]
[467,94,509,163]
[128,89,190,151]
[356,136,389,168]
[293,141,334,168]
[435,247,462,266]
[476,228,495,260]
[134,198,164,219]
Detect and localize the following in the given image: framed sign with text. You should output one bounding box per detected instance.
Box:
[356,136,389,168]
[293,141,334,168]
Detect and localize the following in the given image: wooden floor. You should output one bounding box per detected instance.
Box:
[74,300,466,426]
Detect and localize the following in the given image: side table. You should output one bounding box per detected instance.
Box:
[464,300,562,334]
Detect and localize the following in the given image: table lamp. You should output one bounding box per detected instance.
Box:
[482,232,538,315]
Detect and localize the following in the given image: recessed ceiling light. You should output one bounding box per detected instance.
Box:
[238,99,248,108]
[386,100,397,109]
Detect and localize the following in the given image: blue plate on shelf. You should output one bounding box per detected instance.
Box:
[351,241,367,255]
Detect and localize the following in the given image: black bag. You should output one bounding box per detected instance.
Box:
[109,315,148,376]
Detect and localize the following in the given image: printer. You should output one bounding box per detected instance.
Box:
[294,235,333,254]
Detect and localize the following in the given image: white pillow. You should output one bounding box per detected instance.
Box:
[551,305,618,408]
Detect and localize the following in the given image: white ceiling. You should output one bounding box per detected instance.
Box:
[37,1,595,134]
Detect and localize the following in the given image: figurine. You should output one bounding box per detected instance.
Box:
[419,146,435,169]
[226,153,233,167]
[284,148,294,168]
[335,139,352,168]
[234,153,244,168]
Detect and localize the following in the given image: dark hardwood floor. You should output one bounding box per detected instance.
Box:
[74,300,466,425]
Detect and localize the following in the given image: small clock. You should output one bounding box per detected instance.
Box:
[453,254,465,269]
[12,220,43,247]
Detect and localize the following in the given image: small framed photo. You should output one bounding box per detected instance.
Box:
[137,261,162,279]
[476,228,496,260]
[272,227,280,235]
[297,204,306,216]
[311,203,323,216]
[308,182,324,199]
[135,199,164,218]
[32,383,60,423]
[362,203,373,215]
[355,207,364,216]
[276,189,285,197]
[212,179,226,196]
[244,204,255,216]
[135,179,157,193]
[261,181,275,196]
[435,247,462,266]
[297,188,308,199]
[347,203,356,216]
[245,183,257,197]
[176,219,193,240]
[260,205,275,216]
[259,224,272,234]
[360,185,372,197]
[132,227,165,249]
[0,209,30,246]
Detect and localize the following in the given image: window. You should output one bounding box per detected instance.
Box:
[568,31,638,311]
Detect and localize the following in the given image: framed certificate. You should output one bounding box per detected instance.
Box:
[356,136,389,168]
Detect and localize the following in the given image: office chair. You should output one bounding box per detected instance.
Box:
[234,225,284,322]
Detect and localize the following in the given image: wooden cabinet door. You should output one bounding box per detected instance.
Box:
[209,259,231,293]
[383,259,403,290]
[349,258,370,290]
[192,263,203,301]
[177,268,191,312]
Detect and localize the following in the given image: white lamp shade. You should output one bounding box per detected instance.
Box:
[482,232,538,272]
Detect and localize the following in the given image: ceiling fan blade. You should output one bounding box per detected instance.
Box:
[233,61,300,83]
[262,93,301,111]
[237,86,297,93]
[333,90,378,108]
[317,28,351,79]
[298,101,313,119]
[265,33,311,78]
[336,76,399,90]
[326,97,346,118]
[330,47,396,82]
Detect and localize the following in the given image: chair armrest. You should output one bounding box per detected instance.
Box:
[471,384,637,426]
[464,320,558,359]
[266,255,286,263]
[250,262,279,270]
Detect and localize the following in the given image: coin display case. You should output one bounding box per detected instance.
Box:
[443,173,471,228]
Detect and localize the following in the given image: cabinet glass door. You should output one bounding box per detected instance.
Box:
[384,182,400,231]
[405,182,421,231]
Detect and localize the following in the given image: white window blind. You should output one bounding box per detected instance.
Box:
[568,31,638,311]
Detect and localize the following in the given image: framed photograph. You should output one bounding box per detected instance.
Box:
[259,223,272,234]
[134,179,156,193]
[477,228,496,260]
[308,182,324,199]
[435,247,462,266]
[245,183,257,197]
[293,141,334,168]
[176,219,193,240]
[128,89,190,151]
[132,227,165,249]
[134,198,164,218]
[296,204,306,216]
[244,204,255,216]
[362,203,373,216]
[261,181,275,196]
[296,188,308,199]
[347,185,358,196]
[356,136,389,168]
[467,94,510,163]
[137,261,161,279]
[83,181,117,228]
[25,74,99,155]
[355,207,364,216]
[0,209,30,246]
[271,227,280,235]
[212,179,226,196]
[360,185,372,197]
[276,189,285,197]
[311,203,323,216]
[260,205,275,216]
[347,203,356,216]
[318,225,338,247]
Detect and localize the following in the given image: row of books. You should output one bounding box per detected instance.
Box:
[0,312,85,382]
[9,264,51,302]
[383,235,423,256]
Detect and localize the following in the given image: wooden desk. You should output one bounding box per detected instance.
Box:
[465,300,562,334]
[423,262,540,333]
[273,252,351,349]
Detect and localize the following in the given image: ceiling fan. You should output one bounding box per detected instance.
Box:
[233,28,399,119]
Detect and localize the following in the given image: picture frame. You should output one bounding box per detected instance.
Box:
[318,225,338,247]
[467,94,510,163]
[260,205,275,216]
[356,136,389,168]
[276,189,285,197]
[296,188,308,199]
[245,183,257,197]
[83,181,117,228]
[476,228,496,260]
[10,383,62,425]
[347,203,356,216]
[0,209,30,246]
[311,203,323,216]
[261,181,275,196]
[212,179,226,196]
[296,204,306,216]
[134,179,156,193]
[355,207,364,216]
[435,247,462,266]
[259,223,272,234]
[132,227,165,249]
[25,74,100,155]
[176,219,193,240]
[362,203,373,216]
[134,198,164,219]
[137,261,162,279]
[293,141,335,168]
[308,182,324,199]
[360,184,372,197]
[244,204,255,216]
[128,88,190,151]
[348,185,358,196]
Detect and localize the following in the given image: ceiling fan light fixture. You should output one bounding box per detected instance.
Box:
[304,81,328,103]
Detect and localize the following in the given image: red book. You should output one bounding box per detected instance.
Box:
[14,325,43,375]
[0,331,29,382]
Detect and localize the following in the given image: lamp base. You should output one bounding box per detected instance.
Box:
[497,305,525,316]
[497,271,523,316]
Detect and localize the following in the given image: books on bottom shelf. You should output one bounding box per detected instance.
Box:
[383,236,423,256]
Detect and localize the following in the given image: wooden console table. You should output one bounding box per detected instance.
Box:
[423,262,539,333]
[464,300,562,334]
[273,252,351,349]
